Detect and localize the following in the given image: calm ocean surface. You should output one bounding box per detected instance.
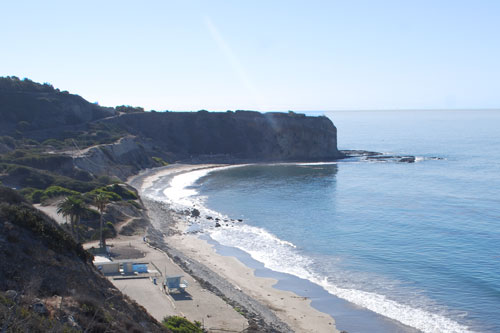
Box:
[160,110,500,332]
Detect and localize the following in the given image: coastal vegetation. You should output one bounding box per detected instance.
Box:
[57,195,87,242]
[0,77,148,245]
[0,187,168,332]
[162,316,204,333]
[94,193,109,249]
[0,187,90,261]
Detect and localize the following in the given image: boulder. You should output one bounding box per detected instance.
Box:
[191,208,200,218]
[32,300,48,315]
[5,290,17,300]
[399,156,415,163]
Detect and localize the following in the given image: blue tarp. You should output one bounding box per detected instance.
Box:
[132,264,148,273]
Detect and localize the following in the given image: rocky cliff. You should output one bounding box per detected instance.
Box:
[102,111,343,163]
[72,136,155,180]
[0,77,344,180]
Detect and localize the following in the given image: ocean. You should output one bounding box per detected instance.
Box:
[151,110,500,332]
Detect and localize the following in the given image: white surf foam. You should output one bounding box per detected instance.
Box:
[209,222,473,333]
[319,280,472,333]
[296,161,338,166]
[152,164,473,333]
[160,165,244,206]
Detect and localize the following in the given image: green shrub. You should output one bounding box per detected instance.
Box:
[19,187,45,203]
[152,156,168,166]
[31,190,45,203]
[162,316,203,333]
[86,184,137,202]
[105,184,137,200]
[116,105,144,113]
[44,186,79,199]
[19,187,37,197]
[41,138,64,148]
[86,188,122,202]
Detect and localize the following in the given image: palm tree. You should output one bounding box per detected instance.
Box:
[57,195,87,242]
[94,193,109,250]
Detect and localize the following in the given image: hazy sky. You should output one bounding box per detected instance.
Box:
[1,1,499,111]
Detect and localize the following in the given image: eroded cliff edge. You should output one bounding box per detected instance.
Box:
[101,110,343,163]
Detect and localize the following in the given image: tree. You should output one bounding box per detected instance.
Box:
[93,193,109,250]
[57,195,87,242]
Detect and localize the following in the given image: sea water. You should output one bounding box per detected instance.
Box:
[152,110,500,332]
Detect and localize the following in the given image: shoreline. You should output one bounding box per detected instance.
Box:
[129,164,339,332]
[128,164,421,333]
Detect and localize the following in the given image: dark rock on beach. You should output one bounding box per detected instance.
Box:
[191,208,200,218]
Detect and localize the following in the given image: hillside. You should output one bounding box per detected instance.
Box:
[0,77,116,141]
[0,187,167,332]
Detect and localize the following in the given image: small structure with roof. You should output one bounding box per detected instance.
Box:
[94,258,162,279]
[163,275,188,293]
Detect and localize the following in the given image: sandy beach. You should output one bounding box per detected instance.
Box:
[127,164,339,332]
[168,233,337,332]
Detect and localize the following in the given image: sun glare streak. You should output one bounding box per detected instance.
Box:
[204,16,264,110]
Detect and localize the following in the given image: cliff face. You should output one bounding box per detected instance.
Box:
[73,136,155,180]
[103,111,343,162]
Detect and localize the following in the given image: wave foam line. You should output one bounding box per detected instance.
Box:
[318,280,472,333]
[209,224,472,333]
[161,165,244,205]
[153,164,472,333]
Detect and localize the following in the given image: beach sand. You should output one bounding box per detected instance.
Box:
[168,233,337,332]
[127,164,339,332]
